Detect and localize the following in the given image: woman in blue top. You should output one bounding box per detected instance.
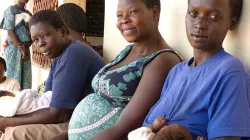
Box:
[0,10,106,140]
[144,0,250,139]
[0,0,32,89]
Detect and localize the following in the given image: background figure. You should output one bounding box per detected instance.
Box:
[0,0,32,89]
[0,57,20,91]
[57,3,103,56]
[57,3,88,45]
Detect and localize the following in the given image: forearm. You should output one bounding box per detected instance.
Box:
[89,126,127,140]
[3,107,71,129]
[214,137,240,140]
[7,30,22,46]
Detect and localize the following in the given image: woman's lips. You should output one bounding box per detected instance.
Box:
[42,49,52,56]
[191,34,208,41]
[191,34,208,39]
[123,28,136,34]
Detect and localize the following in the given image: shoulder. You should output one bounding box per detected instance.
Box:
[142,50,182,79]
[6,5,15,10]
[217,52,247,73]
[67,41,97,56]
[148,49,182,70]
[4,5,14,14]
[59,41,105,66]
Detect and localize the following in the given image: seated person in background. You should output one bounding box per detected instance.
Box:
[37,3,91,94]
[52,0,182,139]
[143,0,250,139]
[57,3,90,46]
[0,90,51,117]
[57,3,103,56]
[44,3,104,93]
[128,117,192,140]
[0,10,106,140]
[0,57,20,91]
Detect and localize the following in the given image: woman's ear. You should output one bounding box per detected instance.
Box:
[229,17,238,30]
[152,6,160,21]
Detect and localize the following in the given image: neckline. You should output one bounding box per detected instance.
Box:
[103,45,173,73]
[185,48,225,72]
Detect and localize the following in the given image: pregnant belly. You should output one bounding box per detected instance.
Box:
[68,93,123,139]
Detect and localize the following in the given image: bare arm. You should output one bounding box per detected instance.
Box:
[7,30,22,46]
[0,107,73,131]
[7,30,31,59]
[214,137,240,140]
[0,91,15,97]
[89,52,181,140]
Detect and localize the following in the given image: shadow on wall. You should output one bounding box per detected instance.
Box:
[223,0,250,70]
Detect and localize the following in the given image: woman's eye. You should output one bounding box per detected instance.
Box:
[188,10,198,18]
[130,10,137,15]
[117,14,123,20]
[117,14,122,18]
[209,15,219,21]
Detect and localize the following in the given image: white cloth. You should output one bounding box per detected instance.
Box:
[128,127,156,140]
[0,89,52,117]
[15,13,31,26]
[0,76,20,91]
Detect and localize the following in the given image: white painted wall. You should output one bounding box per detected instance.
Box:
[103,0,250,71]
[0,1,14,57]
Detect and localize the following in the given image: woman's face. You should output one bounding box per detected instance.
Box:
[185,0,233,51]
[116,0,158,43]
[30,22,66,59]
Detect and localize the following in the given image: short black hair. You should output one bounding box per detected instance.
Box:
[188,0,243,19]
[229,0,243,19]
[30,10,69,35]
[142,0,161,12]
[0,57,7,71]
[57,3,87,35]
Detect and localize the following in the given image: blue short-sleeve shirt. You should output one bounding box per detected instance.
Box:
[143,49,250,139]
[46,41,106,109]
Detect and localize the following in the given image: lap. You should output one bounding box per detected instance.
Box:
[2,122,68,140]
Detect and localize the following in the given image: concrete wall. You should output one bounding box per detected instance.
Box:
[103,0,250,71]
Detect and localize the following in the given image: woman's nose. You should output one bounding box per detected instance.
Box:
[38,40,46,48]
[195,16,208,31]
[120,15,130,24]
